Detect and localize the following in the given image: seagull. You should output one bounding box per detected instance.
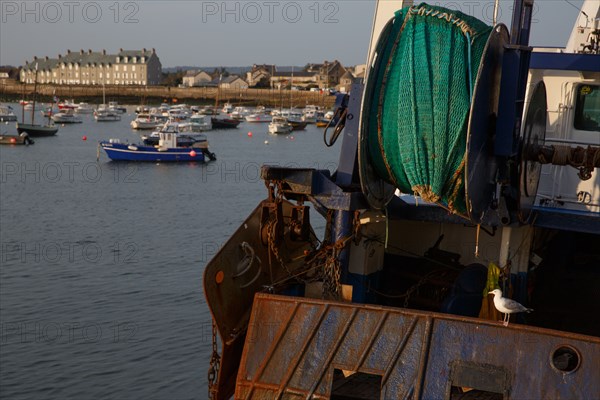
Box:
[488,289,533,326]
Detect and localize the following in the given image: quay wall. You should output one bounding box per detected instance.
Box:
[0,80,336,108]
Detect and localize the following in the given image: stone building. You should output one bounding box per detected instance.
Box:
[20,48,162,86]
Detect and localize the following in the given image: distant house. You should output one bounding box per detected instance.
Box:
[247,64,276,87]
[182,70,212,87]
[337,71,355,93]
[20,48,161,86]
[314,60,346,89]
[0,72,9,80]
[219,75,248,90]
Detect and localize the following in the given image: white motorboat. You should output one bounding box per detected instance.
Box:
[94,109,121,122]
[268,116,293,134]
[51,109,82,123]
[230,107,251,120]
[108,101,127,113]
[75,102,94,114]
[130,114,162,130]
[245,113,272,123]
[0,105,17,122]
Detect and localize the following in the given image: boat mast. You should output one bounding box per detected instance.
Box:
[31,63,38,125]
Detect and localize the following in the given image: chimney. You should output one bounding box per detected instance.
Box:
[88,49,92,54]
[119,48,123,52]
[152,48,156,54]
[34,56,38,60]
[45,56,49,61]
[58,54,62,59]
[67,49,71,54]
[102,49,106,55]
[143,48,146,53]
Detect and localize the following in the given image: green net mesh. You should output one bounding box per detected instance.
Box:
[368,4,492,214]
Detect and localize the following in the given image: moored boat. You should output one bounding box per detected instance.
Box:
[51,109,82,124]
[94,109,122,122]
[16,122,58,136]
[0,105,18,122]
[268,116,293,134]
[211,117,240,129]
[0,132,34,145]
[100,131,216,162]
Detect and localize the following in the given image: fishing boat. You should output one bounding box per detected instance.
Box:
[100,131,216,162]
[268,116,293,134]
[16,66,58,137]
[203,1,600,399]
[52,109,82,124]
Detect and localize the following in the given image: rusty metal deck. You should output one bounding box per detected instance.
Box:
[236,294,600,399]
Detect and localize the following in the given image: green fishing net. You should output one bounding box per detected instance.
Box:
[368,3,492,214]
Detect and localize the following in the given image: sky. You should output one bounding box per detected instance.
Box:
[0,0,588,68]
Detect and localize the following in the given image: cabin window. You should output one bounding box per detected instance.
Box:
[574,84,600,131]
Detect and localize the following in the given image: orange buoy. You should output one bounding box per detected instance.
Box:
[82,136,87,141]
[189,150,197,157]
[247,132,253,137]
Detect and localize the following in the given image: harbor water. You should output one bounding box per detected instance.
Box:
[0,104,339,399]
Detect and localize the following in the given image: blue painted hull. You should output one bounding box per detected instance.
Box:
[100,142,206,162]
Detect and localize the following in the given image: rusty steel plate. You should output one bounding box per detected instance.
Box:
[236,294,600,399]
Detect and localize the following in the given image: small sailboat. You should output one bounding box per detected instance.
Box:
[16,65,59,137]
[94,85,121,122]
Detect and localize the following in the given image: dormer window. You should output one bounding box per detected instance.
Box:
[132,57,137,63]
[116,56,120,63]
[141,57,145,63]
[124,57,128,63]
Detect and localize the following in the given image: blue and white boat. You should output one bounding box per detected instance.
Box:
[100,131,216,162]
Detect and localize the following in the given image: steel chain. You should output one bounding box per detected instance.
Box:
[208,321,220,400]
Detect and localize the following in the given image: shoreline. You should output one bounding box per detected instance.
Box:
[0,80,337,108]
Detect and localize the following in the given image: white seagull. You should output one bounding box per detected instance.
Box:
[488,289,533,326]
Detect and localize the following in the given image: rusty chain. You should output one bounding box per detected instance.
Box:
[207,321,220,400]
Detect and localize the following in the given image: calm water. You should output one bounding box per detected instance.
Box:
[0,104,340,399]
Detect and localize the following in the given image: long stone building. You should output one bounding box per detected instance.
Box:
[20,48,162,86]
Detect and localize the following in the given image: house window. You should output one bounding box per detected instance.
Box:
[124,65,128,72]
[116,65,120,71]
[132,66,136,72]
[124,57,128,63]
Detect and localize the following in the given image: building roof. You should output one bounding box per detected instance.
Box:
[221,75,246,84]
[340,71,354,80]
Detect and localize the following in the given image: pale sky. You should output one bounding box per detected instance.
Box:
[0,0,587,68]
